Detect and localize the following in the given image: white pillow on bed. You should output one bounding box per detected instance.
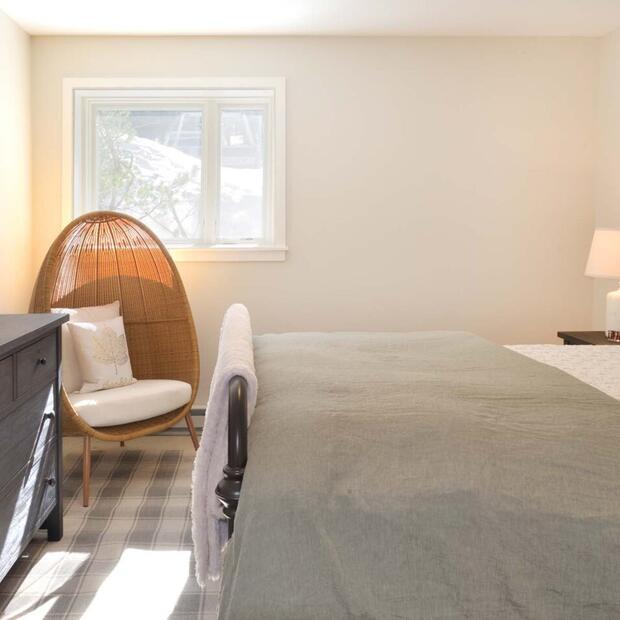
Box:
[51,301,120,393]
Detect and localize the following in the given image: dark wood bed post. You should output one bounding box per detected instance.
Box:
[215,375,248,538]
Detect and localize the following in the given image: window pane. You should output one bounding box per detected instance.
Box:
[218,109,265,242]
[95,109,203,244]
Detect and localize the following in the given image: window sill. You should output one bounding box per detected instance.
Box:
[169,246,287,262]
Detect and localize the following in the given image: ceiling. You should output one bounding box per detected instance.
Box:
[1,0,620,37]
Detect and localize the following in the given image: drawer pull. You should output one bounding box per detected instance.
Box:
[43,412,55,421]
[46,478,56,487]
[38,357,47,366]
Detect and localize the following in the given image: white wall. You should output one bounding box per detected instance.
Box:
[594,28,620,326]
[30,36,598,405]
[0,11,31,312]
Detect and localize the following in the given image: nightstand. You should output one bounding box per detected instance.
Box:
[557,331,620,345]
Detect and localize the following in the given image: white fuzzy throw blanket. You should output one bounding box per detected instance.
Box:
[191,304,258,585]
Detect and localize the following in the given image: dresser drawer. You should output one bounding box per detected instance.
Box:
[15,333,57,398]
[0,315,66,583]
[0,442,57,582]
[0,356,12,408]
[0,385,56,494]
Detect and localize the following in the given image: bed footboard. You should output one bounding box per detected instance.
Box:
[215,375,248,538]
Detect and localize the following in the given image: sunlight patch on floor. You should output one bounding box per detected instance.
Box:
[3,551,89,619]
[11,595,59,620]
[82,549,191,620]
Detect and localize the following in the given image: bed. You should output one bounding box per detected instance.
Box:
[212,330,620,619]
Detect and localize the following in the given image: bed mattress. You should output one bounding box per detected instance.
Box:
[219,331,620,620]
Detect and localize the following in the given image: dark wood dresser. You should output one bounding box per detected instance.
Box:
[0,314,68,583]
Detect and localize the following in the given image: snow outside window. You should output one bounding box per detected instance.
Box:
[72,84,285,257]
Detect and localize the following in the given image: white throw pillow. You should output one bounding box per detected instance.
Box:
[68,315,137,394]
[52,301,120,393]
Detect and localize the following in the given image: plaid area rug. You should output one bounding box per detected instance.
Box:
[0,440,219,619]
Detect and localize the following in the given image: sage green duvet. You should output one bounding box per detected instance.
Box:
[218,332,620,619]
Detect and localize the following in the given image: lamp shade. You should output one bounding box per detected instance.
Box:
[585,229,620,279]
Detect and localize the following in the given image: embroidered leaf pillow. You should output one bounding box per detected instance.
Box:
[68,316,137,393]
[51,300,120,393]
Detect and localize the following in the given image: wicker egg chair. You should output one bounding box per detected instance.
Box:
[31,211,200,506]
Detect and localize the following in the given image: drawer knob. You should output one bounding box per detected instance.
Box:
[44,412,55,421]
[38,357,47,366]
[46,478,56,487]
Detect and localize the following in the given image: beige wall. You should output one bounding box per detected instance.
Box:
[594,28,620,326]
[30,36,598,405]
[0,11,31,312]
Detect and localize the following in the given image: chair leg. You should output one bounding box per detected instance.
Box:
[83,436,91,507]
[185,413,199,450]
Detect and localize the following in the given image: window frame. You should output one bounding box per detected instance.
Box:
[63,77,286,262]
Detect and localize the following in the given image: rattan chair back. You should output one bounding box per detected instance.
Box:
[30,211,199,441]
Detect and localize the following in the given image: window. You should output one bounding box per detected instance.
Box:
[68,79,286,261]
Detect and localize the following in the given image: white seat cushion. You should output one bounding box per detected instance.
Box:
[68,379,192,427]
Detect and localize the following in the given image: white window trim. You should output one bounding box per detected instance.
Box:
[62,77,287,262]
